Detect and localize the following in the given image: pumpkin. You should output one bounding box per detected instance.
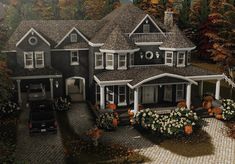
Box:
[208,108,212,113]
[212,107,222,115]
[177,100,187,108]
[184,125,193,135]
[202,101,212,110]
[128,109,134,117]
[107,103,117,110]
[204,96,214,102]
[112,118,118,127]
[215,114,223,120]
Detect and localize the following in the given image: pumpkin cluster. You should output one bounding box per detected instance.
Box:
[96,112,119,130]
[202,96,223,119]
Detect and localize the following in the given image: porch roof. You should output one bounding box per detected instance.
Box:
[94,65,223,87]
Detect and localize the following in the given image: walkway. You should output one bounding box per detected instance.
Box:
[68,103,235,164]
[15,104,65,164]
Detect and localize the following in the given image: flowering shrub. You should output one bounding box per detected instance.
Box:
[221,99,235,121]
[0,101,20,117]
[54,97,71,111]
[134,107,200,136]
[96,112,119,130]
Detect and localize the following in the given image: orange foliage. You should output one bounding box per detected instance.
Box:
[177,100,187,108]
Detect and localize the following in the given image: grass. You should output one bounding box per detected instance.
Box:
[56,111,150,163]
[0,117,18,163]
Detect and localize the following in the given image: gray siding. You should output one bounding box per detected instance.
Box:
[16,33,51,68]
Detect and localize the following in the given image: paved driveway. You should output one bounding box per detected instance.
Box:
[15,104,65,164]
[68,103,235,164]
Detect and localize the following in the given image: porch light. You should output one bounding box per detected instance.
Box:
[140,52,144,59]
[159,85,162,88]
[55,81,59,88]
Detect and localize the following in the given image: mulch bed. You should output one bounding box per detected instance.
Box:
[225,121,235,139]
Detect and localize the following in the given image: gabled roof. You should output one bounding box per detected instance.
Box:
[159,25,196,50]
[100,26,137,52]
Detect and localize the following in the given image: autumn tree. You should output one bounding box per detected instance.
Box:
[178,0,191,28]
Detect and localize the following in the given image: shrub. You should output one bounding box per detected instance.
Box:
[134,107,200,137]
[96,112,119,130]
[0,101,20,118]
[54,96,71,111]
[221,99,235,121]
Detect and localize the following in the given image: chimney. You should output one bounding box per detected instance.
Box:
[164,8,174,28]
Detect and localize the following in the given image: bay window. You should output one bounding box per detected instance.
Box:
[177,52,185,67]
[118,54,127,69]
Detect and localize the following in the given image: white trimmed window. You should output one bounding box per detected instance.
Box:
[70,33,77,42]
[118,86,126,105]
[143,24,150,33]
[130,53,134,66]
[106,53,114,70]
[96,84,100,104]
[165,51,173,66]
[95,52,103,69]
[70,51,79,65]
[24,52,34,68]
[187,51,191,65]
[35,51,44,68]
[177,52,185,67]
[106,86,114,103]
[176,84,184,102]
[118,54,127,69]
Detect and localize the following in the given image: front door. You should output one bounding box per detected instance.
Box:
[142,86,154,104]
[164,85,172,102]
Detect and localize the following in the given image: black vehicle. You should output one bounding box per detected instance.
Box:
[28,100,57,134]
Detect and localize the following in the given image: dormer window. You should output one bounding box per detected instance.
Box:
[165,51,173,66]
[177,52,185,67]
[70,51,79,65]
[118,54,127,70]
[35,51,44,68]
[143,24,150,33]
[70,33,77,42]
[106,53,114,70]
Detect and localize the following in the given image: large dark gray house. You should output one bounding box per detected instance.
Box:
[4,4,227,113]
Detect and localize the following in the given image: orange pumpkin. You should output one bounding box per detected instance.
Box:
[107,103,117,110]
[112,118,118,127]
[204,96,214,102]
[128,109,134,117]
[184,125,193,135]
[177,100,187,108]
[215,114,223,120]
[212,107,222,115]
[208,108,212,113]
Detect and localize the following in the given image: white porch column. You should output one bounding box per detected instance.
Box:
[199,80,204,97]
[186,83,192,109]
[100,85,105,110]
[133,87,139,115]
[215,80,221,100]
[49,78,54,100]
[16,80,22,105]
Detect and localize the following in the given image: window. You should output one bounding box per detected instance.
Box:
[187,51,191,65]
[176,84,184,102]
[95,52,103,69]
[70,33,77,42]
[143,24,150,33]
[35,52,44,68]
[177,52,185,67]
[24,52,34,68]
[70,51,79,65]
[106,53,114,70]
[130,53,134,66]
[106,86,114,103]
[118,86,126,105]
[165,51,173,66]
[28,36,38,46]
[118,54,127,69]
[96,84,100,104]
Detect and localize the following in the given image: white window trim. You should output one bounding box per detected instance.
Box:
[106,86,114,104]
[35,51,44,68]
[95,52,104,69]
[106,53,114,70]
[176,84,185,102]
[118,53,127,70]
[96,84,100,104]
[118,86,127,106]
[187,51,191,65]
[70,50,79,65]
[177,51,185,67]
[70,33,78,43]
[165,51,173,66]
[24,52,34,69]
